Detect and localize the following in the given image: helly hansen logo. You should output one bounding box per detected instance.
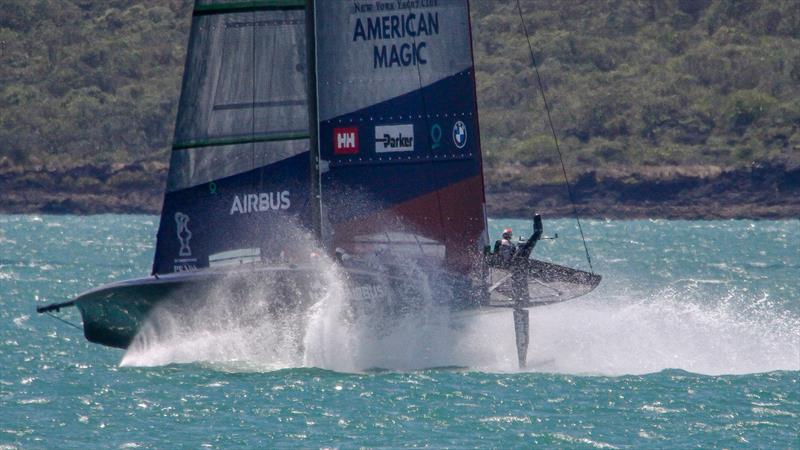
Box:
[333,127,359,155]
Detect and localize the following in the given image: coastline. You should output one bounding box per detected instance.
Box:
[487,162,800,220]
[1,161,797,219]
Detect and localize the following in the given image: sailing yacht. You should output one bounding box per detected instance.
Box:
[38,0,599,367]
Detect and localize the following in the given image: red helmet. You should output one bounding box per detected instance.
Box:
[502,228,512,238]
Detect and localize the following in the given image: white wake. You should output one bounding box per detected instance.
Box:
[454,287,800,375]
[121,262,799,376]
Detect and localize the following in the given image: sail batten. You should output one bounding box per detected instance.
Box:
[172,131,310,150]
[212,99,306,111]
[193,0,306,16]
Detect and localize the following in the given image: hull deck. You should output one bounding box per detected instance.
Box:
[38,258,599,351]
[44,261,472,349]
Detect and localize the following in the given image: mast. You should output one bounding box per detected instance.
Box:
[305,0,323,245]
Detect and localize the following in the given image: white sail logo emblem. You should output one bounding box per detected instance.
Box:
[175,212,192,257]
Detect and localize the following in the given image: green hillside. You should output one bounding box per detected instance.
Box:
[1,0,798,186]
[473,0,800,184]
[0,0,189,166]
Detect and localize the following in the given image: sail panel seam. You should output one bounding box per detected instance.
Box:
[173,132,309,150]
[193,1,305,16]
[213,99,306,111]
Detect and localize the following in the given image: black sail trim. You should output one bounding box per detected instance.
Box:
[172,131,309,150]
[193,0,306,16]
[212,99,307,111]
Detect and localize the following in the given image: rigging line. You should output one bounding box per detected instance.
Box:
[514,0,594,274]
[44,311,83,332]
[251,10,257,180]
[406,4,447,237]
[262,19,280,191]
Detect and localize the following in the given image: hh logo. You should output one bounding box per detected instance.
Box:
[333,127,359,155]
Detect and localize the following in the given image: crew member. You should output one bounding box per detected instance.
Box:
[493,228,516,266]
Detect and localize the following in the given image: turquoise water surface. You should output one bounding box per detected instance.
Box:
[1,215,798,448]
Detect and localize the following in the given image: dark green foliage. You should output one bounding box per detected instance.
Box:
[472,0,799,182]
[0,0,191,167]
[0,0,797,183]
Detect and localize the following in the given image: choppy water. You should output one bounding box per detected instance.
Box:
[1,215,798,448]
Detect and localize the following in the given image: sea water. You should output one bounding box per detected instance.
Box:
[1,215,798,448]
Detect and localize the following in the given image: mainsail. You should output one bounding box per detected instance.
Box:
[313,0,487,272]
[153,0,488,275]
[152,0,312,274]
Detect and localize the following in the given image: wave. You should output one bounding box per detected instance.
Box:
[121,266,799,376]
[456,286,799,375]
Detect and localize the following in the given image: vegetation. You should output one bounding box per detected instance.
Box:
[473,0,800,184]
[1,0,798,188]
[0,0,189,167]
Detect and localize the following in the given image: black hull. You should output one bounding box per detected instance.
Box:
[75,266,309,348]
[70,262,476,349]
[38,258,599,351]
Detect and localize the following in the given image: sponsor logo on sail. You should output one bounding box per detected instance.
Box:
[174,212,197,272]
[175,212,192,257]
[430,123,442,150]
[375,124,414,153]
[347,284,388,301]
[230,191,291,215]
[453,121,467,149]
[333,127,359,155]
[352,12,440,69]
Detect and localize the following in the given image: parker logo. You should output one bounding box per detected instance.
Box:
[375,124,414,153]
[333,127,359,155]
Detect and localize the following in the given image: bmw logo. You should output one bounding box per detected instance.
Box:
[453,121,467,149]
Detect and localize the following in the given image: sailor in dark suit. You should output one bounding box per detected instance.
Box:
[493,228,516,267]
